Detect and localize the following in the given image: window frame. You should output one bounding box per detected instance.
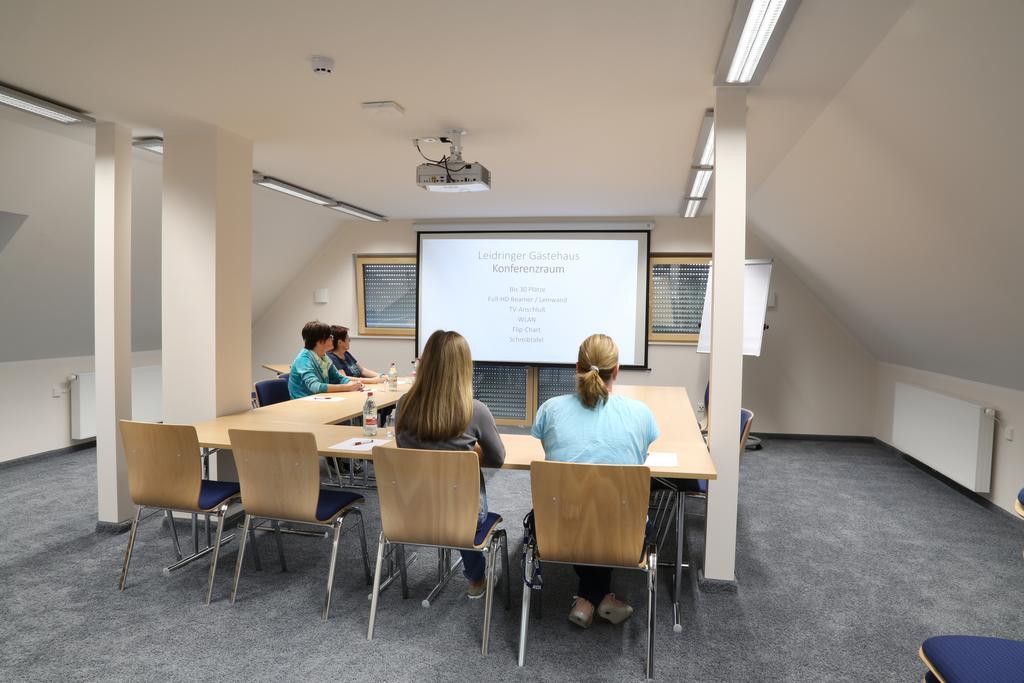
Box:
[648,253,712,345]
[355,255,417,337]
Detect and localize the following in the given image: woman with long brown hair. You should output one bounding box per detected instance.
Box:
[394,329,505,598]
[531,333,660,628]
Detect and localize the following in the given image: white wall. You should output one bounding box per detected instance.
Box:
[0,350,161,463]
[253,216,878,435]
[875,362,1024,516]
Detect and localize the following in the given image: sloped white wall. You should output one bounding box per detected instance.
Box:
[253,217,877,436]
[749,0,1024,391]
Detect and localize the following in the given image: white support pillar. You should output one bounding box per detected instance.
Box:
[161,126,252,448]
[704,87,747,583]
[95,122,134,525]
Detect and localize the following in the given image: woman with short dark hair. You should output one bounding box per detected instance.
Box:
[287,321,363,399]
[327,325,383,383]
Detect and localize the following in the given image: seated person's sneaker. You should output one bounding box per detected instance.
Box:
[597,593,633,624]
[568,596,595,629]
[467,579,487,599]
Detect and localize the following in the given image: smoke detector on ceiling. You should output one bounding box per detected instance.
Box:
[310,55,335,75]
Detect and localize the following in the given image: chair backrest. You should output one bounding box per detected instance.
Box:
[740,408,754,446]
[371,445,481,548]
[228,429,322,523]
[119,420,203,510]
[254,378,290,407]
[530,461,650,567]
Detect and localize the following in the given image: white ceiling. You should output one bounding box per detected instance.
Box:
[0,0,903,220]
[4,0,1021,393]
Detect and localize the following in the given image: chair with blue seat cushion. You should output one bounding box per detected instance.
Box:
[254,377,291,407]
[227,429,372,620]
[118,420,242,604]
[368,445,510,656]
[684,409,754,495]
[919,635,1024,683]
[1016,488,1024,518]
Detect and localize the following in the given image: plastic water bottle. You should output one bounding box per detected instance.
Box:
[387,361,399,391]
[410,358,418,383]
[362,392,378,436]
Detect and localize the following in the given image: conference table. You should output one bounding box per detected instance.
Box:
[192,382,714,632]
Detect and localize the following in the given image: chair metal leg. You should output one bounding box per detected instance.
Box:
[118,505,144,591]
[205,513,212,548]
[204,504,228,605]
[354,509,372,585]
[192,513,199,554]
[517,543,534,667]
[230,514,252,604]
[672,489,685,633]
[647,549,658,680]
[165,510,182,560]
[481,540,498,656]
[367,530,387,640]
[273,520,288,572]
[501,530,511,610]
[248,521,262,571]
[323,516,344,621]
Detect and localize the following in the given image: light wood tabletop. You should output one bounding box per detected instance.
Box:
[261,363,291,375]
[195,384,714,481]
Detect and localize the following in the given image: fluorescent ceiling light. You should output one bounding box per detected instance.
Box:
[700,122,715,167]
[328,202,386,222]
[253,175,333,205]
[690,169,713,198]
[133,137,164,155]
[716,0,801,86]
[424,181,490,193]
[0,83,92,124]
[683,199,703,219]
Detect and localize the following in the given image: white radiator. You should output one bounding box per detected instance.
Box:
[892,382,995,492]
[70,366,163,439]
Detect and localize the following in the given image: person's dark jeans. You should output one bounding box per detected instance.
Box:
[574,565,613,606]
[461,506,492,582]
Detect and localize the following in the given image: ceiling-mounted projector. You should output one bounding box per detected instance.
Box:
[415,128,491,193]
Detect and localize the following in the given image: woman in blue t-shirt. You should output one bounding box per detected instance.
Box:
[530,333,660,629]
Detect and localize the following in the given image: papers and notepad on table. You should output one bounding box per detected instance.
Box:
[330,437,393,452]
[644,452,678,468]
[302,395,347,401]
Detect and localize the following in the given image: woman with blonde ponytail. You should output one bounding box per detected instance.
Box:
[530,333,660,629]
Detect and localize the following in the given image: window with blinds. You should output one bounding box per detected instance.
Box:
[537,366,577,407]
[355,256,416,336]
[649,255,711,343]
[473,363,535,425]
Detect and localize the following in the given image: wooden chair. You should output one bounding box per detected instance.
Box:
[118,420,242,604]
[227,429,372,620]
[519,461,657,679]
[367,445,510,655]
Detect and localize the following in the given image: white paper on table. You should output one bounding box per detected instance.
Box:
[329,437,393,452]
[301,395,348,402]
[644,452,678,467]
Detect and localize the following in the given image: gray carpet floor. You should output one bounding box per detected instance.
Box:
[1,438,1022,681]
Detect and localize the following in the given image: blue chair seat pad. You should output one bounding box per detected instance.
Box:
[922,635,1024,683]
[316,490,365,522]
[1017,488,1024,507]
[198,480,241,510]
[475,512,502,546]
